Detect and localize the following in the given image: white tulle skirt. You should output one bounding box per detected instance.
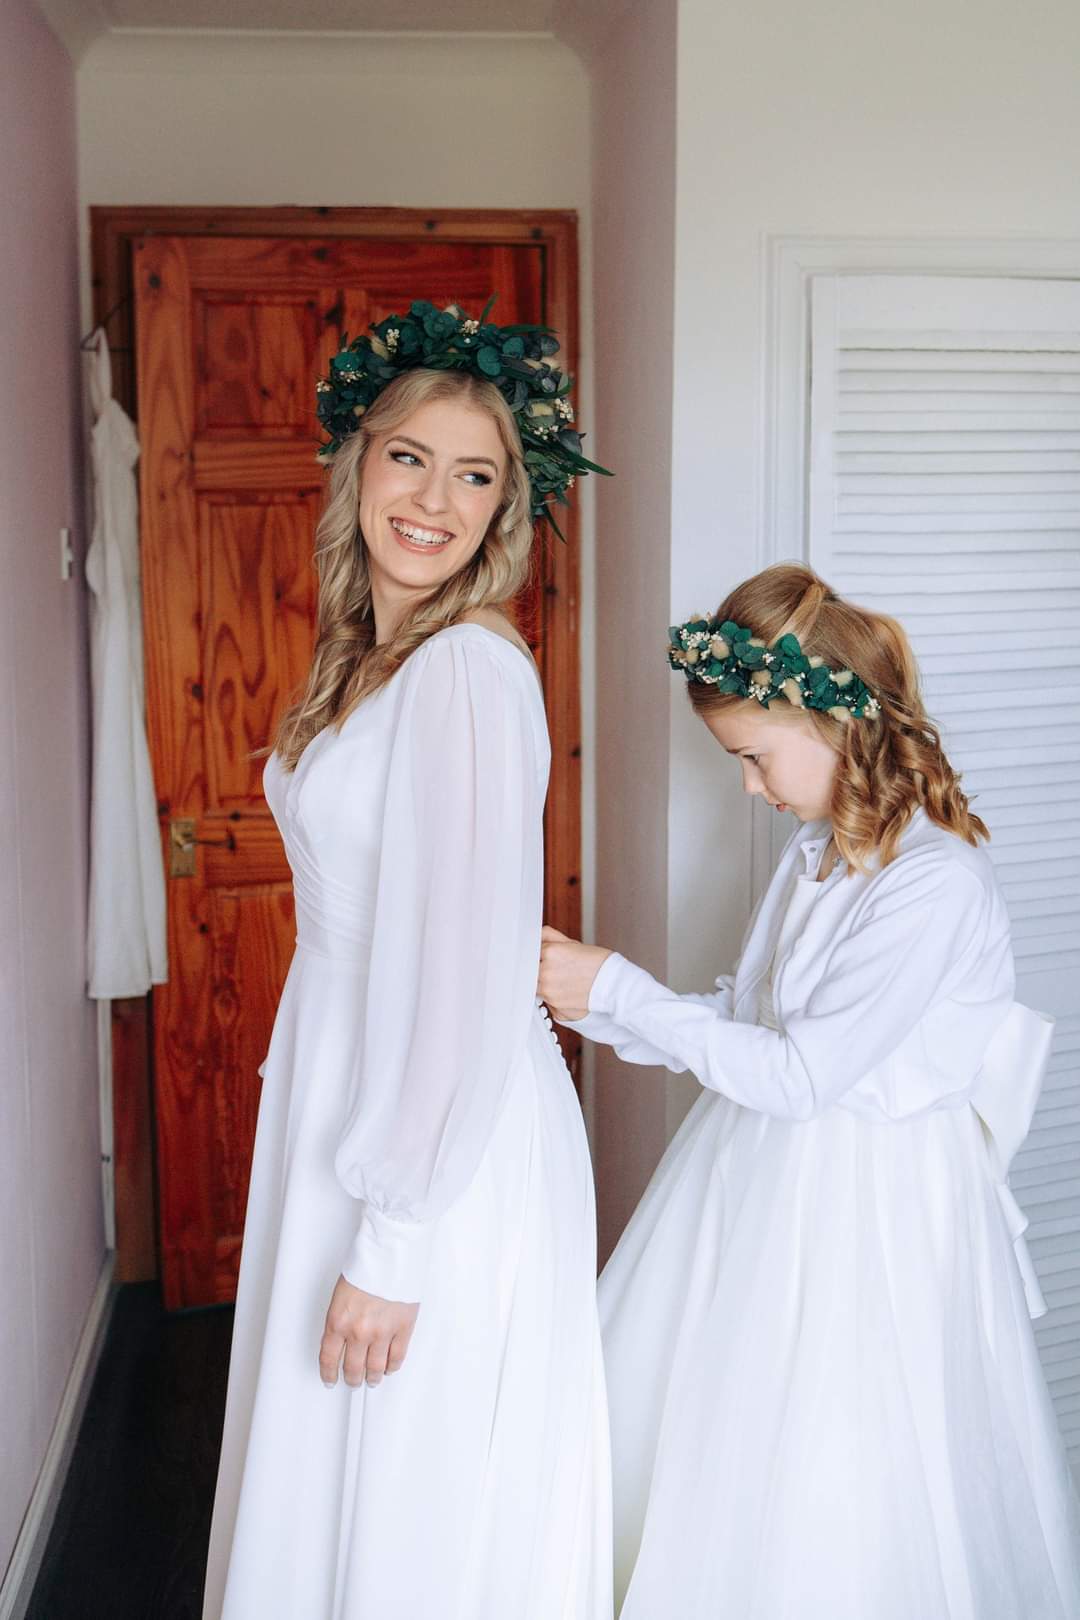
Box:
[599,1088,1080,1620]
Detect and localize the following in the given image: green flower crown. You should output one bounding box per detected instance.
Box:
[315,296,611,537]
[668,615,881,720]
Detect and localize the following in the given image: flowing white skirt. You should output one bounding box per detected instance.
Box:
[600,1088,1080,1620]
[203,946,612,1620]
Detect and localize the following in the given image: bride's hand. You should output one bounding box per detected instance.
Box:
[538,925,612,1023]
[319,1275,419,1390]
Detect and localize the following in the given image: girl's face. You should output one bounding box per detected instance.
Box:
[358,397,507,607]
[702,702,839,822]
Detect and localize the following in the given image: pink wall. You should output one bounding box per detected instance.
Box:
[0,0,103,1577]
[560,0,679,1262]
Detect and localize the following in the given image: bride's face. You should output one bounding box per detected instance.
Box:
[703,701,839,822]
[358,397,507,603]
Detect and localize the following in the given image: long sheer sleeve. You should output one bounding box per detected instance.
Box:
[335,632,545,1302]
[583,851,1005,1121]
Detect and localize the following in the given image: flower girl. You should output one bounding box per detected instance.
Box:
[539,564,1080,1619]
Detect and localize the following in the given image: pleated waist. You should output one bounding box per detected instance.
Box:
[293,917,372,971]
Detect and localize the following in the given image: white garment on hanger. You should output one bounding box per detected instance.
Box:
[84,327,167,998]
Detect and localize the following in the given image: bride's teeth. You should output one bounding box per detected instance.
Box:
[392,519,450,547]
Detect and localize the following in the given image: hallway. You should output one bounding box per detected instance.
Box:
[28,1289,231,1620]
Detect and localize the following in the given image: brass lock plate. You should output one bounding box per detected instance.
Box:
[169,816,197,878]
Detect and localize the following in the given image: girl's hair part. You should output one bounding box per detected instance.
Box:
[686,563,988,869]
[270,368,535,771]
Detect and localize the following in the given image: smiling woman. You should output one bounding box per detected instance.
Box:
[202,343,613,1619]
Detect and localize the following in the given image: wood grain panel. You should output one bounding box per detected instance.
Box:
[202,496,318,810]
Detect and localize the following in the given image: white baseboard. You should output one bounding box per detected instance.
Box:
[0,1253,116,1620]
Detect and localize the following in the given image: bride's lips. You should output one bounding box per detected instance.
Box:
[388,516,455,554]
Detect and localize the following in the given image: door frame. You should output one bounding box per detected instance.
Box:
[91,203,583,1285]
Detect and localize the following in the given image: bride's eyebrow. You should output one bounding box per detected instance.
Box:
[390,434,498,471]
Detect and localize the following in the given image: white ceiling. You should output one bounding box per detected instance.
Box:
[37,0,559,62]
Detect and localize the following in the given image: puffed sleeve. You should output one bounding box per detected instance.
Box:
[555,976,735,1068]
[555,874,774,1061]
[583,851,1007,1121]
[335,632,545,1302]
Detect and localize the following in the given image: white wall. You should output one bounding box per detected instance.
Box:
[0,0,102,1579]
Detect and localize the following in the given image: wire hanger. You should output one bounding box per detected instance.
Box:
[80,290,133,352]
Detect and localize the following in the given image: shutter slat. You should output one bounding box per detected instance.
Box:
[810,273,1080,1469]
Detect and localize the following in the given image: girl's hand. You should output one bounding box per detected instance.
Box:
[319,1275,419,1390]
[538,925,613,1022]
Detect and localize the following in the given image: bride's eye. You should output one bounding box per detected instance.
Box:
[462,470,493,487]
[390,450,422,467]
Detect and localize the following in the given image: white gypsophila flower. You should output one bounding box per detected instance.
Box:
[556,397,574,419]
[763,651,775,665]
[864,697,881,716]
[316,379,331,393]
[751,683,770,703]
[461,318,480,335]
[386,328,400,350]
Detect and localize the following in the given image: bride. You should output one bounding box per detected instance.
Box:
[202,303,612,1620]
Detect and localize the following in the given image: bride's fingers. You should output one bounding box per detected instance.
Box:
[385,1327,412,1375]
[318,1325,345,1387]
[342,1334,371,1389]
[364,1335,392,1388]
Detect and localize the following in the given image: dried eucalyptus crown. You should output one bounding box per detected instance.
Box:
[315,296,611,537]
[669,615,881,720]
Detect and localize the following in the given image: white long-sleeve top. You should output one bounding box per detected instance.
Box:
[565,811,1017,1125]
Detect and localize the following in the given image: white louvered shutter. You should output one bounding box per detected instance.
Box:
[808,272,1080,1478]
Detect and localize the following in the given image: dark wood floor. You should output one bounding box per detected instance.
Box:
[28,1283,233,1620]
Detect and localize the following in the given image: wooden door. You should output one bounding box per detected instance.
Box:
[135,233,567,1309]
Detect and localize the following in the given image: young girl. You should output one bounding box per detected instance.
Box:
[539,564,1080,1619]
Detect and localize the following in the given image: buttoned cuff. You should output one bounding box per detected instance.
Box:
[341,1205,434,1304]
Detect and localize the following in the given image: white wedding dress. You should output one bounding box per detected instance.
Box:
[571,815,1080,1620]
[203,624,612,1620]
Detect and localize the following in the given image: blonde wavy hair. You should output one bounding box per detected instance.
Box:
[271,368,535,771]
[686,564,988,870]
